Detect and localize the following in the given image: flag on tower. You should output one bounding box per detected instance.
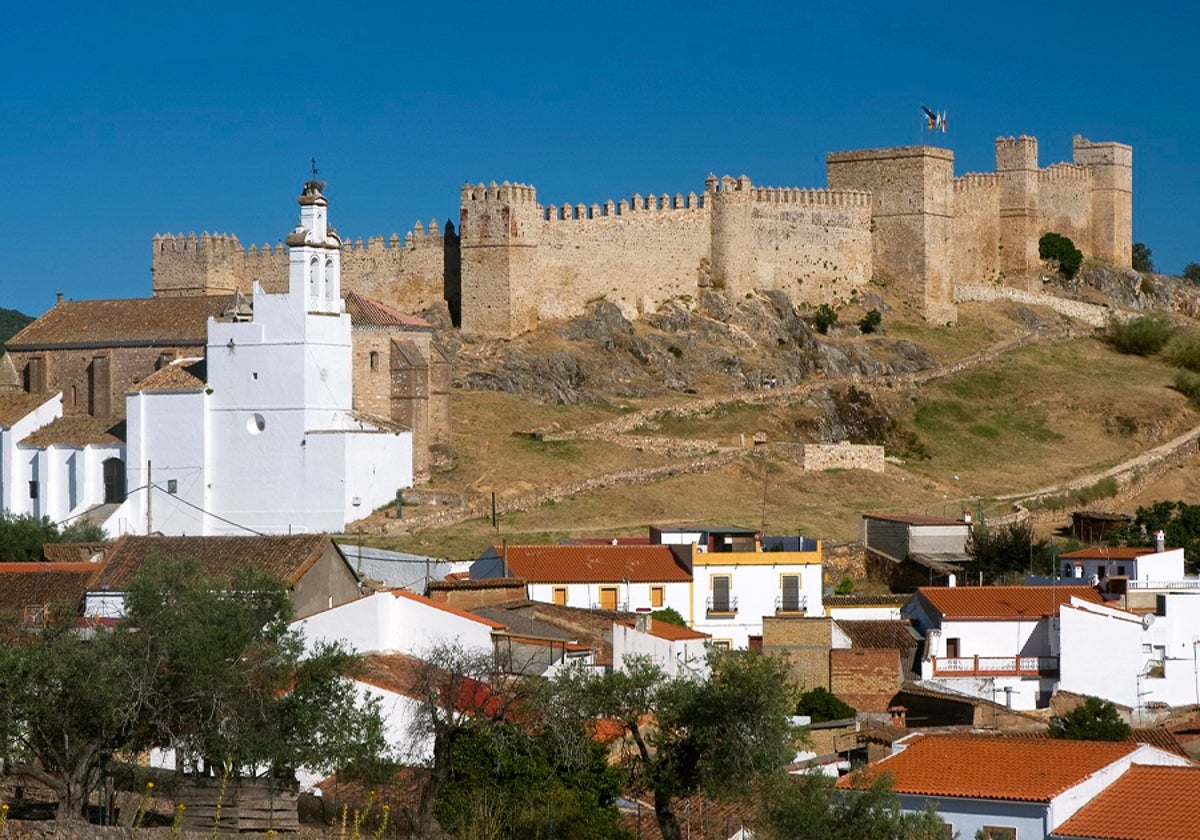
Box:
[921,105,948,133]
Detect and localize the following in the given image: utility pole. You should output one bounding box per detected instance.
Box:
[146,461,152,534]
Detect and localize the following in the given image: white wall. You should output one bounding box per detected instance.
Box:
[1059,599,1146,708]
[126,388,209,535]
[691,554,823,649]
[0,393,62,515]
[527,580,691,616]
[612,622,709,678]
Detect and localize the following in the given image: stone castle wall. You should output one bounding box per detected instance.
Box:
[152,134,1132,337]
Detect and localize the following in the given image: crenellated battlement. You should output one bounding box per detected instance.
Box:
[953,172,999,192]
[543,191,706,221]
[1038,163,1091,183]
[461,181,538,203]
[750,186,872,207]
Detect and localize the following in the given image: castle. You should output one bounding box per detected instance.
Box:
[151,135,1132,336]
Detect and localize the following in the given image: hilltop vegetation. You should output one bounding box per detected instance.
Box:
[0,306,32,350]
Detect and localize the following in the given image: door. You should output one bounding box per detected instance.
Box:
[599,587,618,611]
[780,575,801,612]
[103,458,126,503]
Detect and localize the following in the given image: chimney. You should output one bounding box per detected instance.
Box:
[963,509,973,525]
[1155,530,1166,553]
[56,291,63,305]
[634,607,652,634]
[888,705,908,728]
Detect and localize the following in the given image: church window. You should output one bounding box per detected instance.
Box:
[246,413,266,435]
[369,351,380,371]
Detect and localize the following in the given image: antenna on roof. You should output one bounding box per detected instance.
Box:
[311,157,319,178]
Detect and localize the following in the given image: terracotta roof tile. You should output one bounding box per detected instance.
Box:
[836,619,920,649]
[493,544,691,584]
[20,415,124,447]
[0,391,55,428]
[837,734,1137,801]
[130,359,206,393]
[824,593,910,607]
[6,296,235,349]
[42,542,109,563]
[94,534,337,590]
[389,588,508,630]
[618,618,709,641]
[917,585,1103,620]
[0,562,104,618]
[1052,764,1200,840]
[357,652,425,699]
[343,291,432,329]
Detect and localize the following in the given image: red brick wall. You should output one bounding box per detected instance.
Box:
[830,648,901,713]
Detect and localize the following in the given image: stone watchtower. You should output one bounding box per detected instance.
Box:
[458,182,542,337]
[827,146,955,323]
[1073,135,1133,267]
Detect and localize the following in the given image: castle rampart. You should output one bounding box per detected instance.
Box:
[152,134,1132,337]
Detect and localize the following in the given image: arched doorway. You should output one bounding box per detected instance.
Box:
[103,458,126,503]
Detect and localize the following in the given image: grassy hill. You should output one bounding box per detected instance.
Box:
[0,307,33,351]
[358,297,1200,562]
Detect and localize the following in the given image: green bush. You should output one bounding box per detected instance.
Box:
[858,309,882,334]
[1183,262,1200,284]
[834,576,854,595]
[794,687,856,723]
[1132,242,1155,273]
[652,606,688,627]
[1165,331,1200,372]
[1175,369,1200,405]
[1105,314,1175,356]
[813,304,838,335]
[1039,232,1084,279]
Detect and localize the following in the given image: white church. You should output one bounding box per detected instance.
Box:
[0,178,412,536]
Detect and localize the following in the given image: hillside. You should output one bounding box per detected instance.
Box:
[0,307,32,350]
[354,266,1200,561]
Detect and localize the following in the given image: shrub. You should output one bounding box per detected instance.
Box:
[1175,369,1200,405]
[858,309,882,334]
[1132,242,1155,273]
[834,576,854,595]
[1183,262,1200,284]
[652,606,688,627]
[1165,331,1200,372]
[1039,232,1084,279]
[1105,314,1175,356]
[794,687,856,723]
[813,304,838,334]
[1048,696,1131,741]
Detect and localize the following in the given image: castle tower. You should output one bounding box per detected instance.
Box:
[151,232,245,297]
[827,146,955,323]
[709,175,756,295]
[996,136,1040,285]
[1073,136,1133,267]
[458,182,542,337]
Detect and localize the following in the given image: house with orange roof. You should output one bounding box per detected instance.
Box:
[613,611,710,677]
[1050,763,1200,840]
[903,585,1105,710]
[839,733,1192,840]
[471,543,694,618]
[1059,536,1185,587]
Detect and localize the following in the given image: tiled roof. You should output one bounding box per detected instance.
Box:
[864,513,968,527]
[343,291,432,329]
[618,618,709,641]
[824,593,910,607]
[917,585,1103,620]
[998,728,1190,759]
[0,391,55,428]
[836,619,920,649]
[357,652,425,699]
[93,534,337,590]
[838,734,1137,801]
[389,588,508,630]
[347,410,410,434]
[0,562,103,617]
[493,544,691,584]
[42,542,109,563]
[428,577,526,591]
[1052,764,1200,840]
[617,793,755,840]
[130,359,206,393]
[20,415,125,447]
[1060,546,1162,560]
[6,296,235,349]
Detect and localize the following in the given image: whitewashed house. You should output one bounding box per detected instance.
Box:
[903,585,1104,710]
[655,526,822,649]
[1058,539,1185,585]
[840,733,1192,840]
[1059,590,1200,711]
[612,611,710,677]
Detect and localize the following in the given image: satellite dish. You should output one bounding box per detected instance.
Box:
[1142,613,1156,629]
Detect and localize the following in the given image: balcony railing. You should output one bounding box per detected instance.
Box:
[774,594,808,614]
[1127,579,1200,590]
[590,601,629,612]
[706,595,739,614]
[931,655,1058,678]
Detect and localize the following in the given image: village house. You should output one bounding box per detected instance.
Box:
[1050,763,1200,839]
[612,611,710,677]
[1058,536,1185,585]
[903,585,1105,710]
[840,733,1192,840]
[861,511,972,589]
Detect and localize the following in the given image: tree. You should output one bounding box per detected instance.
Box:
[551,649,795,840]
[813,303,838,334]
[1183,262,1200,284]
[1048,696,1131,741]
[0,557,385,822]
[1132,242,1155,273]
[966,521,1053,583]
[652,606,688,627]
[1107,500,1200,575]
[795,686,856,723]
[1039,232,1084,279]
[757,770,950,840]
[0,511,107,563]
[858,309,883,334]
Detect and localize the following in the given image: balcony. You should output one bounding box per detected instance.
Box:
[774,594,808,614]
[706,595,738,615]
[931,655,1058,678]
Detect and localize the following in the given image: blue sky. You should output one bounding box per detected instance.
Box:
[4,0,1197,318]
